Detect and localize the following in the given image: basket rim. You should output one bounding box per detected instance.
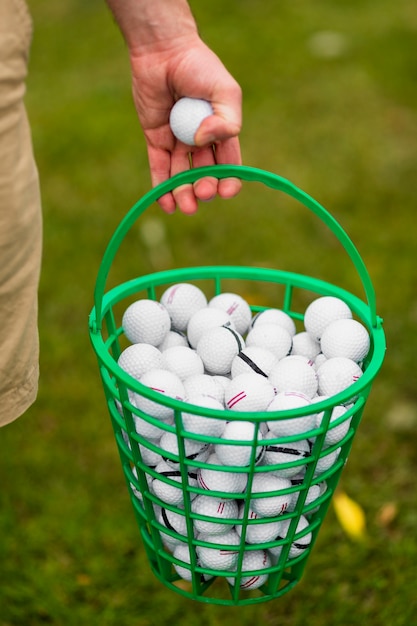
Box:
[89,264,386,419]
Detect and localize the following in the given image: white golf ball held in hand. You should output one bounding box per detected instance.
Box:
[169,97,214,146]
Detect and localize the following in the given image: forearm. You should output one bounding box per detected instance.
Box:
[106,0,198,52]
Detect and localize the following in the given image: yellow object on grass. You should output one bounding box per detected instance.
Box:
[333,490,367,540]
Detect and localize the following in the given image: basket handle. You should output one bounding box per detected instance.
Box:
[91,164,378,330]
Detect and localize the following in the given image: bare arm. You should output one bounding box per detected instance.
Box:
[106,0,242,214]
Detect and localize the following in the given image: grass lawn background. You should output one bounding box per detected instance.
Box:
[1,0,417,623]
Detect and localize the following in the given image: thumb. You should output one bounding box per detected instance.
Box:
[194,105,242,147]
[194,115,241,147]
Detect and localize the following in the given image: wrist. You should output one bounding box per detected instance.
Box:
[107,0,198,53]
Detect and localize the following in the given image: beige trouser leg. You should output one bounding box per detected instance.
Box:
[0,0,42,426]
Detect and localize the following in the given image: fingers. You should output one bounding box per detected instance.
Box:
[190,113,243,203]
[170,149,198,215]
[194,112,241,148]
[147,131,242,215]
[191,140,242,202]
[146,144,177,214]
[169,144,217,214]
[191,146,218,202]
[214,135,242,200]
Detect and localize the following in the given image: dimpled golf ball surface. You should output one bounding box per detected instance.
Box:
[160,346,204,380]
[270,515,312,561]
[169,97,213,145]
[187,307,235,349]
[314,447,341,477]
[215,421,263,467]
[250,308,296,337]
[181,394,225,438]
[139,442,162,467]
[158,330,189,351]
[152,459,187,506]
[158,506,189,549]
[246,323,292,359]
[183,373,225,404]
[266,391,316,436]
[291,331,321,359]
[250,474,292,517]
[268,357,318,398]
[197,452,248,494]
[132,412,171,441]
[304,296,352,341]
[314,353,328,371]
[197,325,245,375]
[192,495,238,535]
[160,283,207,332]
[117,343,162,380]
[320,318,370,362]
[227,549,271,589]
[287,478,323,513]
[262,432,311,478]
[313,397,353,446]
[172,544,194,581]
[208,292,252,335]
[122,299,171,346]
[236,505,282,544]
[317,357,363,398]
[134,368,185,421]
[196,529,241,570]
[212,375,231,401]
[231,345,279,379]
[159,431,210,468]
[225,372,276,412]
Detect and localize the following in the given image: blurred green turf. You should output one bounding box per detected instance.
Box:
[1,0,416,623]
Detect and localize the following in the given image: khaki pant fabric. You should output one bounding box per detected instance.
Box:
[0,0,42,426]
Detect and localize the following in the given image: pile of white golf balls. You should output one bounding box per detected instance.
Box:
[117,285,370,589]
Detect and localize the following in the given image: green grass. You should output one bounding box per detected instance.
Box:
[1,0,417,623]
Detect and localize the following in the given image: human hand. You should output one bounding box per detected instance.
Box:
[129,34,242,214]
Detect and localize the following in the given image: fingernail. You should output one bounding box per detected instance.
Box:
[195,132,216,147]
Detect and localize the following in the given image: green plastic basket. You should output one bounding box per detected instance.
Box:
[89,165,385,606]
